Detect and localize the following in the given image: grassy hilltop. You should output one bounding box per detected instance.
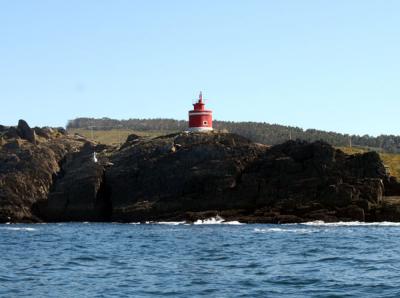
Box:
[68,128,400,179]
[68,128,172,145]
[67,117,400,153]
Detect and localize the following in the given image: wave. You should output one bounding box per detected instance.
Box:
[0,227,37,231]
[127,216,243,225]
[149,221,186,225]
[193,216,243,225]
[300,221,400,227]
[254,227,317,234]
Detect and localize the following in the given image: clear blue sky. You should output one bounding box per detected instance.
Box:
[0,0,399,136]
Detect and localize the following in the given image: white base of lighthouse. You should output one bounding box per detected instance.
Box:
[187,127,213,132]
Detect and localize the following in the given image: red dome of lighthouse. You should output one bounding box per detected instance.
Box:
[188,92,213,132]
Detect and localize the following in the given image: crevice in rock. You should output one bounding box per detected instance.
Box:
[96,170,113,221]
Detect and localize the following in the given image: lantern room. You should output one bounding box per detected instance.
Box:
[188,92,213,132]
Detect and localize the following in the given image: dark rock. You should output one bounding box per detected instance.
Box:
[275,214,304,224]
[17,120,36,144]
[384,176,400,196]
[368,196,400,222]
[120,134,143,150]
[106,135,393,223]
[0,126,87,222]
[56,127,67,135]
[107,132,267,222]
[337,205,365,221]
[34,127,52,139]
[1,129,400,224]
[126,134,141,143]
[35,142,111,221]
[4,127,20,139]
[345,151,387,179]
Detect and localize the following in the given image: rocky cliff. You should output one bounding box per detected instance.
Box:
[2,120,400,223]
[0,120,114,222]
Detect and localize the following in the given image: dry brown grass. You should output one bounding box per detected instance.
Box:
[337,146,400,179]
[380,153,400,179]
[67,128,177,145]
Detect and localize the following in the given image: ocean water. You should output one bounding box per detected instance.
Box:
[1,220,400,297]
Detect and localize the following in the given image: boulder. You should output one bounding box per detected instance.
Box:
[56,127,67,135]
[120,134,142,149]
[34,127,52,139]
[17,120,36,144]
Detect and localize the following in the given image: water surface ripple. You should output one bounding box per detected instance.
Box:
[1,222,400,297]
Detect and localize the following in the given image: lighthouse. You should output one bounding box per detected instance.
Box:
[188,92,213,132]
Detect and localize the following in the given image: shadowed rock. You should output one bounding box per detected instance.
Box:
[0,121,87,222]
[2,124,400,223]
[17,119,36,144]
[106,134,397,223]
[35,142,111,221]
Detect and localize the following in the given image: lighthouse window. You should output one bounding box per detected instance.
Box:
[203,121,208,125]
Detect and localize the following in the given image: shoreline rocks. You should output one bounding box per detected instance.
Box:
[2,120,400,223]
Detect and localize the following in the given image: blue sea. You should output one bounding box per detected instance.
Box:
[1,219,400,297]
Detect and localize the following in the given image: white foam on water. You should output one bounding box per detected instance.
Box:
[0,227,37,231]
[301,221,400,227]
[223,221,243,225]
[155,221,186,225]
[193,216,243,225]
[140,221,186,225]
[128,219,243,225]
[254,227,316,234]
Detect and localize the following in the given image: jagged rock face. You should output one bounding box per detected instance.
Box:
[0,121,92,222]
[107,137,393,223]
[0,141,82,222]
[107,132,268,221]
[234,141,386,222]
[0,143,57,222]
[35,143,111,222]
[2,121,400,223]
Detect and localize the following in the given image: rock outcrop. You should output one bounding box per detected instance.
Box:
[106,135,398,223]
[35,142,112,222]
[17,120,36,144]
[0,120,106,222]
[2,120,400,223]
[106,132,268,221]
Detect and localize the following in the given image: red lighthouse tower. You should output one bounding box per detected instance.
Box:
[188,91,213,132]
